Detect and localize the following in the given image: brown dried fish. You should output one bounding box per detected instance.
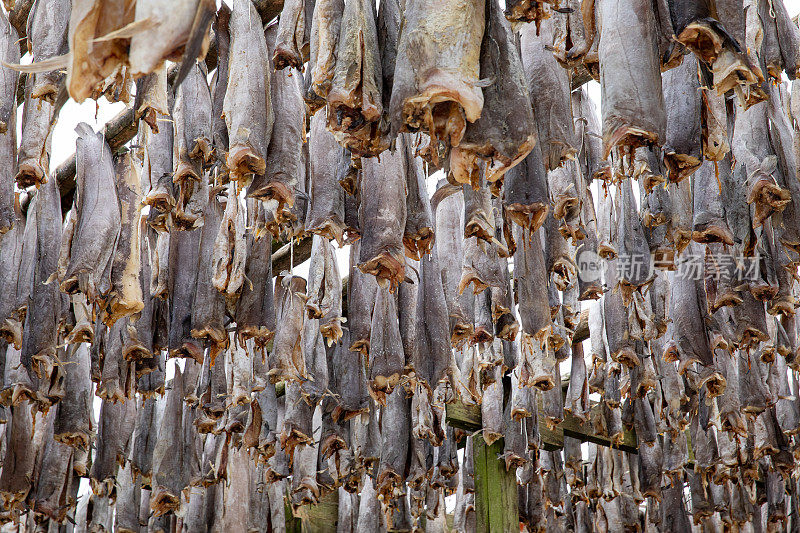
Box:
[598,0,666,157]
[235,203,276,346]
[269,275,307,383]
[172,63,212,230]
[211,183,246,298]
[26,0,69,101]
[225,0,273,184]
[403,135,435,260]
[306,235,343,344]
[306,0,344,108]
[358,140,407,289]
[327,0,387,156]
[250,24,305,229]
[368,286,404,403]
[60,123,120,302]
[388,0,485,159]
[15,74,56,189]
[520,17,577,170]
[662,53,703,181]
[307,109,346,244]
[101,152,144,323]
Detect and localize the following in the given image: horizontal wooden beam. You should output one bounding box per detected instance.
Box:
[445,398,638,454]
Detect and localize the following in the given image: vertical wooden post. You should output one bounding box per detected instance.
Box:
[473,434,519,532]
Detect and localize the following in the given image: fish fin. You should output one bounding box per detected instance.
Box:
[3,54,69,73]
[92,17,158,42]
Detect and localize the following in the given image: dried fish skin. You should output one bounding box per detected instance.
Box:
[225,0,274,184]
[503,141,550,234]
[151,369,186,516]
[669,0,763,97]
[377,387,409,501]
[327,0,388,157]
[26,0,69,101]
[692,157,734,245]
[0,401,35,510]
[134,66,169,133]
[412,249,453,391]
[127,0,215,78]
[273,0,307,70]
[520,17,577,171]
[235,206,276,346]
[53,343,93,450]
[101,152,144,324]
[661,53,702,182]
[306,235,343,344]
[701,87,730,161]
[0,204,25,347]
[211,184,247,298]
[60,123,120,303]
[32,413,75,523]
[388,0,485,155]
[89,397,136,496]
[434,187,474,346]
[269,275,307,383]
[306,0,344,108]
[403,135,435,260]
[358,141,407,289]
[19,176,63,407]
[191,189,227,358]
[732,100,790,227]
[172,63,212,230]
[368,286,404,403]
[598,0,666,158]
[140,99,175,217]
[0,13,16,233]
[250,24,305,228]
[307,109,346,244]
[66,0,135,103]
[513,225,552,342]
[15,75,55,189]
[167,227,203,362]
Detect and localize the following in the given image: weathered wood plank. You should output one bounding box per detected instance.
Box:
[473,434,519,533]
[445,397,638,453]
[293,490,338,533]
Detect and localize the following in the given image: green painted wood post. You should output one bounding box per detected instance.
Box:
[473,434,519,532]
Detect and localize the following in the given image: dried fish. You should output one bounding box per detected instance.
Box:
[327,0,387,156]
[250,24,305,229]
[452,0,536,183]
[520,17,577,170]
[368,286,404,403]
[306,0,344,107]
[358,140,406,289]
[19,175,62,408]
[307,109,346,244]
[15,75,56,188]
[127,0,215,79]
[225,0,273,184]
[235,203,276,346]
[598,0,666,157]
[172,62,212,230]
[60,123,120,302]
[662,53,702,181]
[0,11,17,234]
[306,235,343,344]
[388,0,485,158]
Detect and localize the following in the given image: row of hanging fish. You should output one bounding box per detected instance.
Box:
[0,0,800,530]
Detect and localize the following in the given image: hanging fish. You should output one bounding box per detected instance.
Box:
[388,0,485,161]
[225,0,274,185]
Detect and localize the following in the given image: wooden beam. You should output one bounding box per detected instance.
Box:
[271,237,314,275]
[473,434,519,533]
[445,398,638,454]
